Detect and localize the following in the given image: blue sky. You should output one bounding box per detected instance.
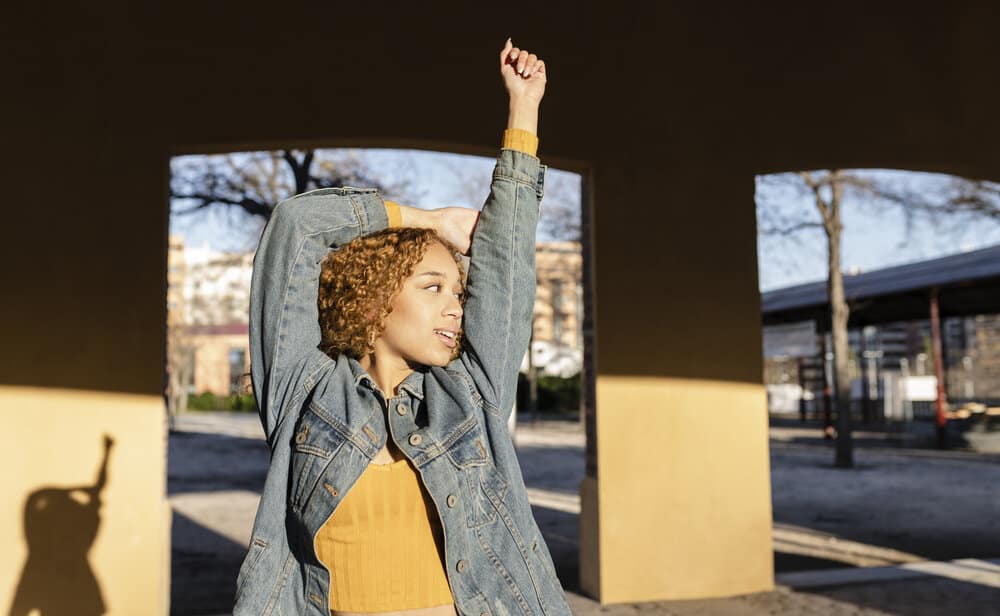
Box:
[169,150,1000,293]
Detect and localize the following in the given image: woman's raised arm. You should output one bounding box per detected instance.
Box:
[249,188,392,444]
[453,39,548,422]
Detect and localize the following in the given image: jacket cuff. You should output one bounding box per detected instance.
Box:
[495,148,546,199]
[356,191,389,235]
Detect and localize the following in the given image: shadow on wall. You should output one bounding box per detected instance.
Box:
[7,435,113,616]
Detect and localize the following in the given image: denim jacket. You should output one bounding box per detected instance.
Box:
[234,149,572,616]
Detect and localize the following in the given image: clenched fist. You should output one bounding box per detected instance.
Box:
[500,38,546,105]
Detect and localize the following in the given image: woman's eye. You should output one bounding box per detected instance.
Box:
[426,284,441,292]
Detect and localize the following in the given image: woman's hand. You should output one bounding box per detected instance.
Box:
[434,207,480,256]
[500,38,546,107]
[398,204,479,255]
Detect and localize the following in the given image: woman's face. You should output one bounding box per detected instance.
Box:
[377,241,464,367]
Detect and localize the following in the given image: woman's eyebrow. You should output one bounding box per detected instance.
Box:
[414,271,447,278]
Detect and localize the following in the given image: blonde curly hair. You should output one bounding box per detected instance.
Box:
[318,227,466,361]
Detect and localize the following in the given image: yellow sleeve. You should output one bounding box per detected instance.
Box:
[384,200,402,228]
[502,128,538,157]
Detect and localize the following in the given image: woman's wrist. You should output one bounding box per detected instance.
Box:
[399,204,440,231]
[506,98,539,135]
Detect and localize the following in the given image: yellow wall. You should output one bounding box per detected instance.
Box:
[582,377,773,601]
[1,387,170,616]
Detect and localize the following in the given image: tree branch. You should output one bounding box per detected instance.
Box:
[170,192,271,218]
[760,220,825,236]
[799,171,834,229]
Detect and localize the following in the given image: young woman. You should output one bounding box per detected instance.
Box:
[234,40,571,616]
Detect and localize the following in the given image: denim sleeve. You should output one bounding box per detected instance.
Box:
[249,187,388,444]
[458,149,546,422]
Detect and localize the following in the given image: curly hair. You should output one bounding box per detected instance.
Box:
[318,227,466,362]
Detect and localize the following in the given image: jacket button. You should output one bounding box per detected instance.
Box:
[456,559,467,573]
[396,403,408,415]
[295,431,307,444]
[408,433,423,446]
[447,494,457,508]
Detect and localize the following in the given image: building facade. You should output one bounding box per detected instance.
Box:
[167,235,253,398]
[528,240,584,378]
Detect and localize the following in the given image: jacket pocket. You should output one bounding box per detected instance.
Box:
[459,464,501,528]
[445,418,508,528]
[290,404,348,509]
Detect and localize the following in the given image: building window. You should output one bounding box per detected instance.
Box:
[229,347,247,395]
[551,279,563,345]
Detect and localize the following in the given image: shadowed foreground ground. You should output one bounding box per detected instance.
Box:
[169,412,1000,616]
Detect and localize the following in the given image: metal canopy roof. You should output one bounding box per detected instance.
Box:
[761,243,1000,328]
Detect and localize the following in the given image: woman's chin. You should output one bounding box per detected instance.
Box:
[406,345,460,368]
[406,355,447,368]
[430,351,460,367]
[428,355,453,367]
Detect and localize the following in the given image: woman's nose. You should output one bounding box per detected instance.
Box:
[445,297,463,318]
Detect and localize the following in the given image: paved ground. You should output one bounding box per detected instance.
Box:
[168,412,1000,615]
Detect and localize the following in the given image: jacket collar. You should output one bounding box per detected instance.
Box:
[347,356,426,401]
[397,369,426,400]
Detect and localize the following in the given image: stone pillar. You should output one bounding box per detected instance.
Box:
[578,159,774,602]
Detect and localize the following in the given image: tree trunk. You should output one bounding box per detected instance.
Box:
[826,174,854,468]
[166,336,193,432]
[284,150,315,195]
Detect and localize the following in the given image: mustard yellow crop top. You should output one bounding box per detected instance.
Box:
[313,129,537,613]
[314,457,454,612]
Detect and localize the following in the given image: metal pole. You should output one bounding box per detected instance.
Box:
[797,357,806,422]
[859,329,871,424]
[929,287,949,448]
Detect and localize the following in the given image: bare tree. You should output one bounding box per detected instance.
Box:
[800,170,854,468]
[444,157,582,241]
[165,320,194,430]
[537,171,582,242]
[758,170,1000,467]
[171,149,416,248]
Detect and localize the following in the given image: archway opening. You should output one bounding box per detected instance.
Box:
[755,166,1000,578]
[164,143,590,610]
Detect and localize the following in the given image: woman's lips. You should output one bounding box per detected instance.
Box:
[435,330,457,349]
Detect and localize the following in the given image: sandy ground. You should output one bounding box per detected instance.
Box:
[168,412,1000,615]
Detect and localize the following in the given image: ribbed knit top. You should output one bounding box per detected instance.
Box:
[314,456,454,612]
